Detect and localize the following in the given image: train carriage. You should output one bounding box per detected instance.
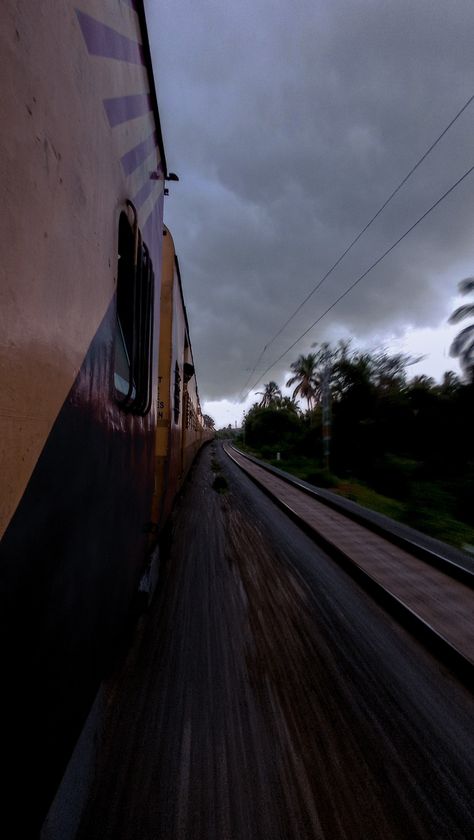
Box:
[152,226,212,531]
[0,1,211,833]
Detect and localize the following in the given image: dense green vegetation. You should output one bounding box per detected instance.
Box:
[240,343,474,550]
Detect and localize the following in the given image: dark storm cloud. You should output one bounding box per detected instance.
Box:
[147,0,474,400]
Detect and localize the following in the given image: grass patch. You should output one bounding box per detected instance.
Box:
[243,448,474,550]
[234,442,261,458]
[266,457,339,489]
[402,490,474,549]
[333,480,474,549]
[333,481,405,520]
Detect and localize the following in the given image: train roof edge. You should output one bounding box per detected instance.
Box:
[137,1,168,178]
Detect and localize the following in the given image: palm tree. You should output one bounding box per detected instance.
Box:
[449,277,474,381]
[409,374,436,391]
[257,381,282,408]
[279,396,300,414]
[286,354,320,410]
[331,352,374,403]
[437,370,461,397]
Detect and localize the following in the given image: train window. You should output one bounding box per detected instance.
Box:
[184,390,190,429]
[114,204,154,414]
[173,362,181,423]
[115,212,136,400]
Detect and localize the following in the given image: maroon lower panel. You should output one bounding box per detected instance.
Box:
[0,298,155,835]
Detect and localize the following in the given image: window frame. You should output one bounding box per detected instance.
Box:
[114,201,155,415]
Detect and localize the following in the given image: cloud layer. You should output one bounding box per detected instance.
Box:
[148,0,474,400]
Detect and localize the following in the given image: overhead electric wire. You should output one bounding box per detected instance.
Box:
[239,92,474,400]
[243,163,474,400]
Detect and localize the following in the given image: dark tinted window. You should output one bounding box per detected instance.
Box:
[114,205,154,414]
[173,362,181,423]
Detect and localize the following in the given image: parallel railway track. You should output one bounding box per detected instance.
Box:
[223,444,474,687]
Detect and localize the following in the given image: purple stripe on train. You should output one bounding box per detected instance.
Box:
[143,192,163,239]
[133,177,156,209]
[103,93,152,127]
[121,130,158,175]
[76,10,145,65]
[143,192,165,268]
[133,162,163,207]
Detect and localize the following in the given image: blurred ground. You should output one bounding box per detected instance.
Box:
[77,442,474,840]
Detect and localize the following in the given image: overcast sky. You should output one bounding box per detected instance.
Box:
[147,0,474,425]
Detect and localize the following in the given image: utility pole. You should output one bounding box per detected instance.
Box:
[321,354,331,472]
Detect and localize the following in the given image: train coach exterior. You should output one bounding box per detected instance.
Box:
[152,227,213,531]
[0,1,209,833]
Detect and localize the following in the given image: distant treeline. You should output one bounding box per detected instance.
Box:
[241,343,474,545]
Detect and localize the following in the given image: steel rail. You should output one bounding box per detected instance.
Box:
[223,444,474,688]
[228,445,474,588]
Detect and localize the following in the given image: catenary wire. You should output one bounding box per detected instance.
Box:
[242,163,474,400]
[239,92,474,399]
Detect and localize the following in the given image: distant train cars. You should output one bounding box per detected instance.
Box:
[152,226,213,529]
[0,0,211,833]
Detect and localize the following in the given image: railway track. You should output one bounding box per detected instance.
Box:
[223,444,474,686]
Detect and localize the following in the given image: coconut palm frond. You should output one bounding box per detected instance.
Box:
[257,381,282,408]
[285,353,320,409]
[449,279,474,380]
[463,338,474,365]
[458,277,474,294]
[450,324,474,357]
[448,304,474,324]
